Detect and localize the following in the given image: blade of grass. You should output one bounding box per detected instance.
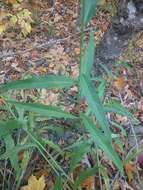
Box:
[26,130,72,181]
[53,177,62,190]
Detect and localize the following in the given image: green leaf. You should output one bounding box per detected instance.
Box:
[97,79,106,98]
[80,31,95,78]
[110,121,126,137]
[47,125,64,136]
[70,141,91,171]
[0,75,75,91]
[80,75,111,139]
[98,62,114,77]
[0,120,23,138]
[43,138,63,154]
[104,100,139,125]
[0,143,35,160]
[81,0,98,25]
[4,135,21,179]
[81,114,124,175]
[7,100,77,119]
[65,139,91,151]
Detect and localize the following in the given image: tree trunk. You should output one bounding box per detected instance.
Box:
[94,0,143,74]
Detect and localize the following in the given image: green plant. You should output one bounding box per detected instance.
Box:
[0,0,138,189]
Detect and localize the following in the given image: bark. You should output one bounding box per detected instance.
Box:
[94,0,143,74]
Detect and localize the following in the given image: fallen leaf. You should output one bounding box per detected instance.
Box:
[124,162,136,182]
[81,176,94,190]
[24,22,32,33]
[20,175,46,190]
[114,76,125,91]
[5,0,17,5]
[112,180,120,190]
[0,23,6,34]
[74,47,80,55]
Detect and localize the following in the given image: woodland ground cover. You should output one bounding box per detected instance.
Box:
[0,0,143,189]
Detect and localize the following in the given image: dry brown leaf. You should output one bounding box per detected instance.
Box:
[114,76,125,91]
[81,176,94,190]
[124,162,136,182]
[20,175,46,190]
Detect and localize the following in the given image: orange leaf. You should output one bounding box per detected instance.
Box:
[81,176,94,190]
[74,47,80,55]
[124,162,136,182]
[114,76,125,91]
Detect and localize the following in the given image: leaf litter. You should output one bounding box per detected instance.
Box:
[0,0,143,189]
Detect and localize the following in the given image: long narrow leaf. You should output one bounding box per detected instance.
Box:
[8,100,77,119]
[0,75,75,91]
[81,114,124,175]
[53,177,62,190]
[81,0,98,25]
[80,75,111,139]
[80,31,95,78]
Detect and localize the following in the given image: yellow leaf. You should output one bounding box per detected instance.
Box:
[20,175,46,190]
[24,22,32,33]
[22,22,32,36]
[6,0,17,5]
[10,15,17,26]
[0,23,6,34]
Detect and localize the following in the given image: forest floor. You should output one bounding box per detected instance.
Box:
[0,0,143,189]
